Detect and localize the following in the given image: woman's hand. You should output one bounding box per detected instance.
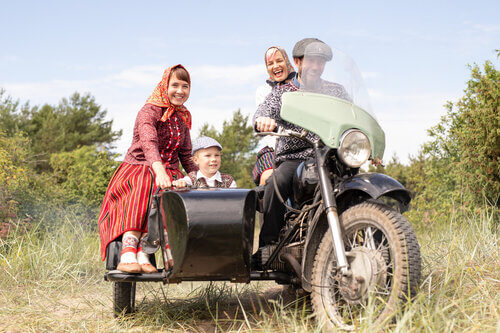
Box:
[255,116,276,132]
[172,179,187,188]
[151,161,172,189]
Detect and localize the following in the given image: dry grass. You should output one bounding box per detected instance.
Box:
[0,208,498,332]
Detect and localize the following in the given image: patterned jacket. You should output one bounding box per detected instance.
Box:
[253,79,351,165]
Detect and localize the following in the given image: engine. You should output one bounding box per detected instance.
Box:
[255,241,303,272]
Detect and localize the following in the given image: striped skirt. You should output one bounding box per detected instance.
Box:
[252,146,275,185]
[98,162,183,260]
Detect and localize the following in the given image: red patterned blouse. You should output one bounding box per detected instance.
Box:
[123,103,196,173]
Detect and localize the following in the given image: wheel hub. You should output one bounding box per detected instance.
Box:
[337,247,387,304]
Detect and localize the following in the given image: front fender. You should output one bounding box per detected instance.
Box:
[337,172,411,212]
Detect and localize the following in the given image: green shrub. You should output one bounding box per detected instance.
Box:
[49,145,119,225]
[0,131,31,222]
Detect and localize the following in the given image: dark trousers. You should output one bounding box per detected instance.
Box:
[259,159,302,247]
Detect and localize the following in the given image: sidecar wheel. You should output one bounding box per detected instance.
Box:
[311,201,421,331]
[113,282,136,317]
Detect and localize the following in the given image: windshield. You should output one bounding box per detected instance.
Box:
[279,40,385,159]
[298,42,373,117]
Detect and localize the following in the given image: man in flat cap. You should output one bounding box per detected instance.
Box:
[253,38,350,254]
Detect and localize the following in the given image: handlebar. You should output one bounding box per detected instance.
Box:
[254,127,315,147]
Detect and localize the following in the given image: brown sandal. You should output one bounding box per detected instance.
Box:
[140,263,158,274]
[117,262,141,273]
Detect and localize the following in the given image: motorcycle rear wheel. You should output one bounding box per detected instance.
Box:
[311,201,421,331]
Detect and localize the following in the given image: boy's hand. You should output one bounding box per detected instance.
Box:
[172,179,187,188]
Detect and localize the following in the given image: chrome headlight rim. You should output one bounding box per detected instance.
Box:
[337,129,371,168]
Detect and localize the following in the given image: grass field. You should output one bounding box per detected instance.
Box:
[0,210,498,332]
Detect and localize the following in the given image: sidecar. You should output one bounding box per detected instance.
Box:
[104,188,292,315]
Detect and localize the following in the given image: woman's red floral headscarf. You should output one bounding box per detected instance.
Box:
[146,64,192,129]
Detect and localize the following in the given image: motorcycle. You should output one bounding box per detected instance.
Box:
[104,42,421,331]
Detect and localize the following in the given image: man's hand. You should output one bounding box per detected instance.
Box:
[172,179,187,188]
[255,117,277,132]
[151,161,172,189]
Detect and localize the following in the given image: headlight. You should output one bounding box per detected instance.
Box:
[337,129,371,168]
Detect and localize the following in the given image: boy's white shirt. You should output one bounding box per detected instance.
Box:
[182,170,237,188]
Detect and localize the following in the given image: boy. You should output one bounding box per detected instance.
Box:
[173,136,236,188]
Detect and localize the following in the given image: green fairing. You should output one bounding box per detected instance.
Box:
[280,92,386,159]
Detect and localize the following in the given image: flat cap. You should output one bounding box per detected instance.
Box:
[304,41,333,61]
[292,37,324,58]
[192,136,222,155]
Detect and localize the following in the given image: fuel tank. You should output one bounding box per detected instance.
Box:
[160,188,256,282]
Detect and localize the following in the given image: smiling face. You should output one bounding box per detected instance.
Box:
[266,49,289,83]
[167,73,190,106]
[294,56,326,87]
[193,146,221,178]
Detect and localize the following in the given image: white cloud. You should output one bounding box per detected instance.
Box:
[109,65,163,87]
[189,64,262,83]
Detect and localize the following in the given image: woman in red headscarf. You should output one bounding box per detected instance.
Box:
[98,65,197,273]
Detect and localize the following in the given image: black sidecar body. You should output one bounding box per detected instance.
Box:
[105,188,258,284]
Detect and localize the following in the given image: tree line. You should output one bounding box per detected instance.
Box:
[0,90,259,228]
[0,57,498,230]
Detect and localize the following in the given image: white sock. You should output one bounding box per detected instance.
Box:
[120,251,137,264]
[137,235,153,265]
[137,248,153,265]
[120,234,139,264]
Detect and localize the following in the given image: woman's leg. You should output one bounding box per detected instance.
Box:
[137,233,158,273]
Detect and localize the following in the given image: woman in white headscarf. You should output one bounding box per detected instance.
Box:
[253,46,296,185]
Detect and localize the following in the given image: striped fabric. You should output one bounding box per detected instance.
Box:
[98,162,182,260]
[252,146,275,185]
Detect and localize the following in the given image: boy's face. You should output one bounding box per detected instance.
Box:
[193,146,221,178]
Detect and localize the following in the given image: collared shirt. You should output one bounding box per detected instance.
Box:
[182,170,237,188]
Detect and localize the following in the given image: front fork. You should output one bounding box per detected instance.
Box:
[314,143,349,275]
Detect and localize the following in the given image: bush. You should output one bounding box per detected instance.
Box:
[0,131,31,222]
[425,60,499,208]
[49,145,120,224]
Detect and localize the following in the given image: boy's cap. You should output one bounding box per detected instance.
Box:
[192,136,222,155]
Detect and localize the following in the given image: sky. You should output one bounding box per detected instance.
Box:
[1,0,498,164]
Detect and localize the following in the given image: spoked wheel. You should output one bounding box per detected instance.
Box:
[311,201,421,331]
[113,282,136,317]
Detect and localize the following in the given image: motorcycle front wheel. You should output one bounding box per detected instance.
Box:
[311,201,421,331]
